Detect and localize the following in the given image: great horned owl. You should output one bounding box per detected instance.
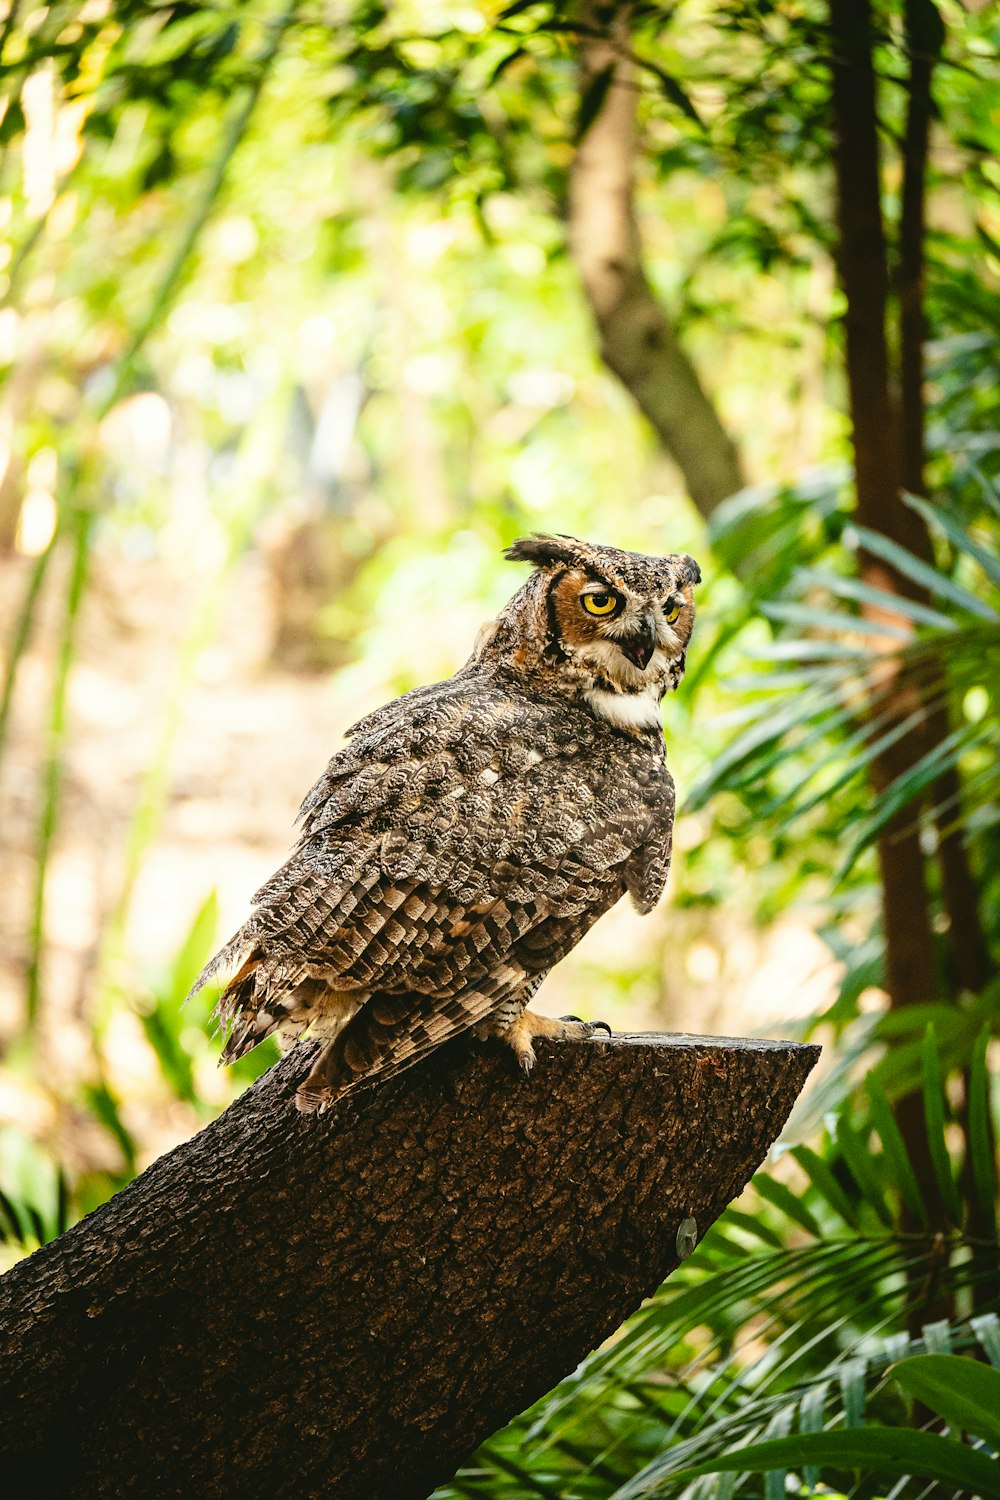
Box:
[189,534,700,1112]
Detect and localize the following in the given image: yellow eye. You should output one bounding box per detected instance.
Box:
[582,590,619,617]
[663,601,682,624]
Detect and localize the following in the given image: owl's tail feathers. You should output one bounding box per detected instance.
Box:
[294,990,490,1113]
[185,930,256,1011]
[184,934,282,1065]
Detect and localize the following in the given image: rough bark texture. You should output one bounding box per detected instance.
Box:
[0,1031,817,1500]
[568,5,745,519]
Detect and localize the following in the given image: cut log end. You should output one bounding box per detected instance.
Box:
[0,1030,819,1500]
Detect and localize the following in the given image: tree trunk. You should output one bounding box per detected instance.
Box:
[0,1031,817,1500]
[827,0,948,1242]
[568,5,746,519]
[897,0,992,1001]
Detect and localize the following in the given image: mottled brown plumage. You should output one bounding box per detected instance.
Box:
[188,534,700,1111]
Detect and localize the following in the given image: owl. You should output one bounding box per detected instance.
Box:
[189,534,700,1112]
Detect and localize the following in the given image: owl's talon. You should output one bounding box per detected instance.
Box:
[559,1015,612,1037]
[518,1047,535,1078]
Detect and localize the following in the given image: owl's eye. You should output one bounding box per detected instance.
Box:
[581,589,620,617]
[663,600,682,625]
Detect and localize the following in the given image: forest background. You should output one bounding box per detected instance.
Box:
[0,0,998,1494]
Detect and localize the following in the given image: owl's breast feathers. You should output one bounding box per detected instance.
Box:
[189,671,674,1084]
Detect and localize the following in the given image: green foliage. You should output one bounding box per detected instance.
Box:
[692,490,1000,863]
[673,1426,1000,1498]
[0,1129,71,1263]
[670,1355,1000,1496]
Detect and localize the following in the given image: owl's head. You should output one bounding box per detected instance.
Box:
[474,533,701,734]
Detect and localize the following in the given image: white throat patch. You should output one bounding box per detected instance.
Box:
[585,686,662,733]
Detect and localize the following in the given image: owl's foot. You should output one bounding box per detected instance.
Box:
[560,1014,613,1036]
[501,1009,611,1078]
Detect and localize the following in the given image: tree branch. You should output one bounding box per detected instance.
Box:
[0,1031,817,1499]
[568,5,745,520]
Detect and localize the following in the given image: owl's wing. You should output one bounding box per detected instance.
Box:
[190,677,673,1081]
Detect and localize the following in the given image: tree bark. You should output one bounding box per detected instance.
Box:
[568,5,746,520]
[0,1030,817,1500]
[828,0,948,1245]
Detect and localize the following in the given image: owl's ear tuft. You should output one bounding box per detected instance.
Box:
[504,534,584,570]
[674,554,702,587]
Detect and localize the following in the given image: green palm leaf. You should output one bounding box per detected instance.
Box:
[664,1427,1000,1497]
[890,1353,1000,1447]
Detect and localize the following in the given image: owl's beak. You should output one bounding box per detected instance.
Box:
[619,616,657,671]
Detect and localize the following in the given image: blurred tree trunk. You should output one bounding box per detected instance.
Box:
[897,0,992,1001]
[830,0,995,1302]
[897,0,997,1293]
[828,0,947,1243]
[568,3,746,520]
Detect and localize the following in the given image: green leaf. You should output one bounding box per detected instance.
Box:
[973,1313,1000,1369]
[789,1144,860,1228]
[890,1353,1000,1447]
[838,721,989,875]
[0,1187,28,1244]
[685,682,842,808]
[835,1116,893,1227]
[761,598,912,638]
[798,1380,829,1489]
[751,1173,824,1239]
[865,1076,927,1227]
[668,1427,1000,1496]
[488,46,529,85]
[82,1082,137,1179]
[497,0,543,19]
[905,491,1000,590]
[785,700,934,837]
[723,1208,786,1249]
[967,1025,999,1236]
[922,1024,962,1226]
[839,1357,867,1428]
[748,638,869,662]
[0,97,24,144]
[848,524,1000,621]
[792,566,958,630]
[575,63,614,143]
[171,890,220,1009]
[638,59,705,127]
